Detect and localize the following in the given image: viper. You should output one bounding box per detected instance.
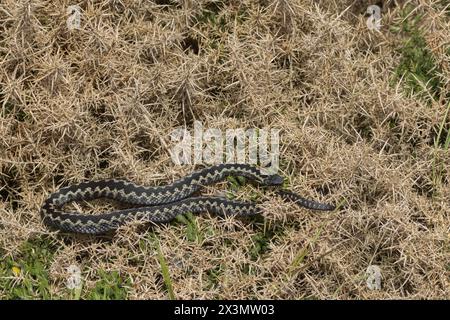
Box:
[41,164,335,234]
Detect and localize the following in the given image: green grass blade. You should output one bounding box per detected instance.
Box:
[155,239,176,300]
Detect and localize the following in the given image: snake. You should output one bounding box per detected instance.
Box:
[41,164,335,234]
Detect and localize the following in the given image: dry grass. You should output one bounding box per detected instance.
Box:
[0,0,449,299]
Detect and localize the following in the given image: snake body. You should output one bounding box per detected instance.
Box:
[41,164,335,234]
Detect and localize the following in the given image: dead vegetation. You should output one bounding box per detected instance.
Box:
[0,0,449,299]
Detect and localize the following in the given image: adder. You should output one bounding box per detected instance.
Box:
[41,164,335,234]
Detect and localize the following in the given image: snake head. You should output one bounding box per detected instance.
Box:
[263,174,284,186]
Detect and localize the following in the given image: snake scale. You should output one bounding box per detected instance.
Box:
[41,164,335,234]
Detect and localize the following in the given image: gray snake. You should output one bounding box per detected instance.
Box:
[41,164,335,234]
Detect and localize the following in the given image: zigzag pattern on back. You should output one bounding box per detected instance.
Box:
[41,164,335,234]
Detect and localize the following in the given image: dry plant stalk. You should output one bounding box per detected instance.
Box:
[0,0,448,299]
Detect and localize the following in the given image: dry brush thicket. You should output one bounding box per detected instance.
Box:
[0,0,449,299]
